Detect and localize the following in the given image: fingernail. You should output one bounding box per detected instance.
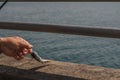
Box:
[23,49,28,53]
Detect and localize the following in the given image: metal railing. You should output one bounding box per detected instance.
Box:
[0,22,120,39]
[0,0,119,2]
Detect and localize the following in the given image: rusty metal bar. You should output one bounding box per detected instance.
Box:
[0,22,120,38]
[0,0,119,2]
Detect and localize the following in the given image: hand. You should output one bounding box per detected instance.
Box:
[0,36,33,60]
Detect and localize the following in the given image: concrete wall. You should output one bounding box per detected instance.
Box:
[0,54,120,80]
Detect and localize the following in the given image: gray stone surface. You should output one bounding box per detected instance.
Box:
[0,54,120,80]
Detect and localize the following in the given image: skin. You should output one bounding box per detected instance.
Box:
[0,36,33,60]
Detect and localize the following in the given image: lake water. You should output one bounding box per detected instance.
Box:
[0,2,120,69]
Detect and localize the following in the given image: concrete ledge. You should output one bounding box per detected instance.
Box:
[0,54,120,80]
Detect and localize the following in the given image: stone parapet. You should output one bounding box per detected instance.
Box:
[0,54,120,80]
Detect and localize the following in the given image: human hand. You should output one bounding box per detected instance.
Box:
[0,36,33,60]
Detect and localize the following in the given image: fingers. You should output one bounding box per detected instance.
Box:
[14,36,33,57]
[19,46,32,54]
[9,50,24,60]
[14,49,28,60]
[14,51,26,60]
[14,48,32,60]
[20,42,33,51]
[18,37,33,54]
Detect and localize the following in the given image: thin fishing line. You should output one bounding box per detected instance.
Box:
[0,0,8,10]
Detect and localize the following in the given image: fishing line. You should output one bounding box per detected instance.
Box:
[0,0,8,10]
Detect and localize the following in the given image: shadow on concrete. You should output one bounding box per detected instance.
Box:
[29,64,49,71]
[0,65,88,80]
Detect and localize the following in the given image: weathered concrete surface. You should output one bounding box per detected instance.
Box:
[0,54,120,80]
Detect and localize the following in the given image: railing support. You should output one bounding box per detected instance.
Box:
[0,22,120,38]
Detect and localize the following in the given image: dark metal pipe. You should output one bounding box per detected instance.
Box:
[0,22,120,38]
[0,0,119,2]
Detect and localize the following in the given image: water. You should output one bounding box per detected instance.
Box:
[0,2,120,69]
